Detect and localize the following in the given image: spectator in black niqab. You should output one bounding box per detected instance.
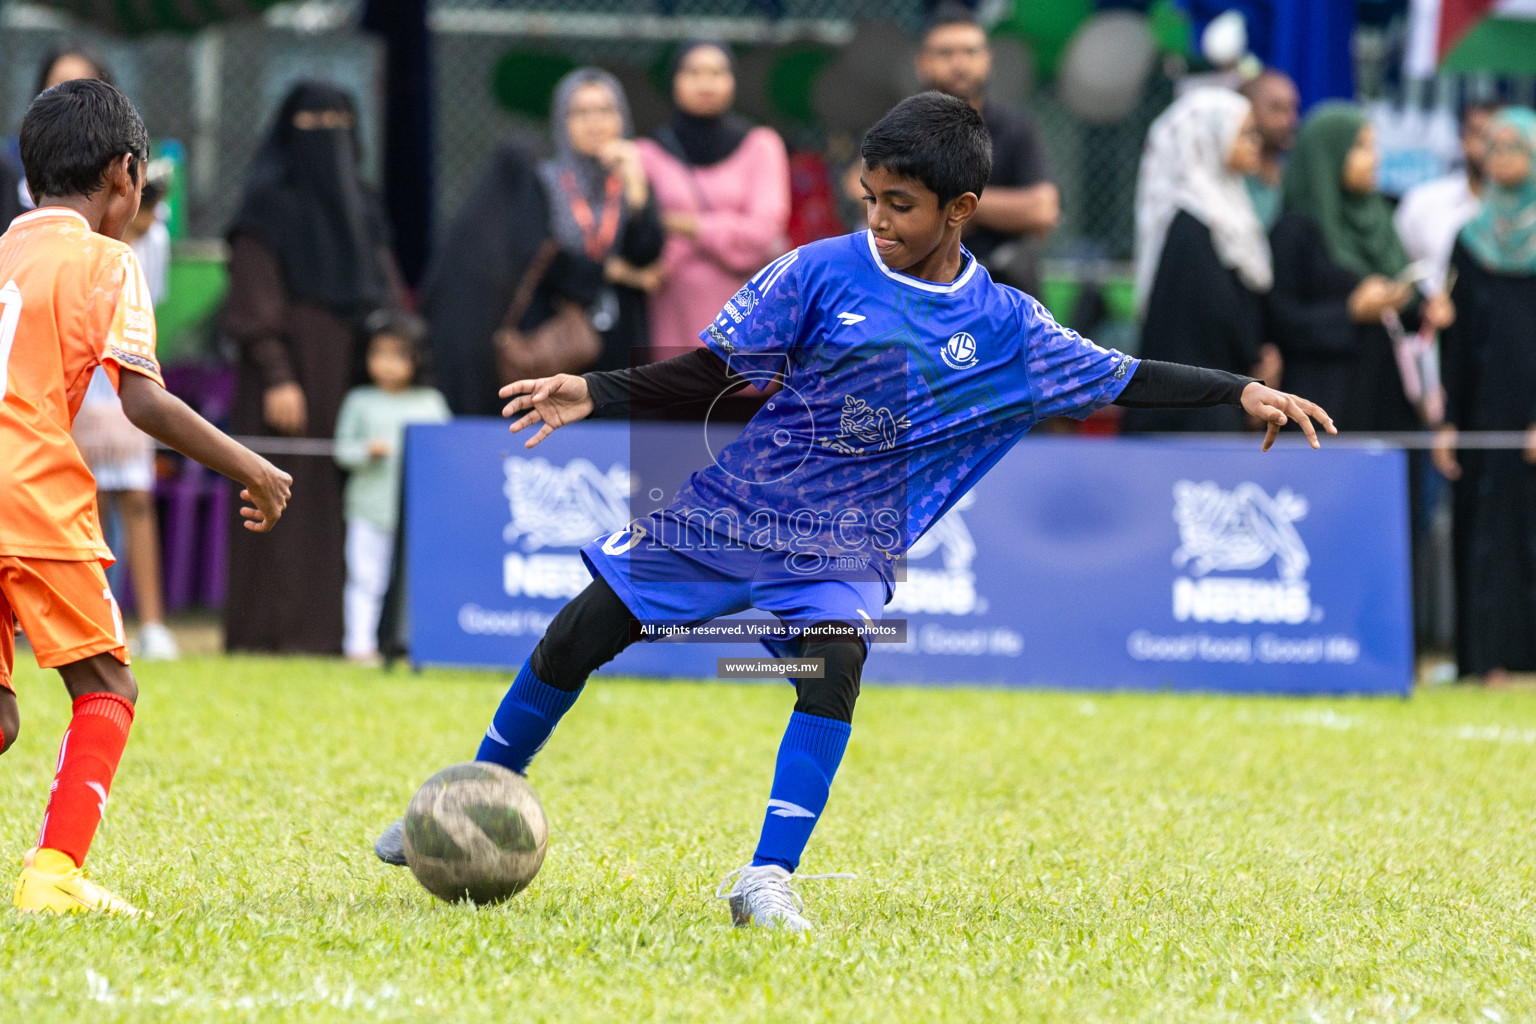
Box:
[223,81,404,655]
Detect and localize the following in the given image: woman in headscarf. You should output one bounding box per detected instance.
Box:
[1124,87,1276,433]
[223,81,404,654]
[1434,108,1536,681]
[637,40,791,356]
[1268,102,1453,431]
[424,71,661,412]
[538,68,664,372]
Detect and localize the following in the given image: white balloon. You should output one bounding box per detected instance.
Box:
[1058,11,1157,125]
[1201,10,1249,68]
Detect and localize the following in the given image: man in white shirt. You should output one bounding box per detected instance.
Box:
[1394,101,1497,296]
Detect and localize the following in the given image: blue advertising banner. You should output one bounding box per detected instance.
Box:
[407,421,1411,695]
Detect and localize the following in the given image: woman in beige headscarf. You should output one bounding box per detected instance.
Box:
[1125,87,1277,432]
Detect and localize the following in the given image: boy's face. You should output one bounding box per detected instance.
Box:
[99,154,144,241]
[368,333,416,392]
[859,163,975,273]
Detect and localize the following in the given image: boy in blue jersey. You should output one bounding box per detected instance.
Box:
[374,93,1333,931]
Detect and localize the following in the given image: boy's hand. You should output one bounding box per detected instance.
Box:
[119,371,294,533]
[500,374,594,449]
[240,459,293,533]
[367,440,390,458]
[1240,382,1337,451]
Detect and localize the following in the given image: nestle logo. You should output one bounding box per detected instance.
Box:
[1169,480,1315,625]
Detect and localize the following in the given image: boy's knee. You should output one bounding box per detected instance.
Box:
[794,624,868,724]
[532,577,637,692]
[59,653,138,705]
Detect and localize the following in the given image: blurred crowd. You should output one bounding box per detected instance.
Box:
[1127,71,1536,686]
[5,4,1534,681]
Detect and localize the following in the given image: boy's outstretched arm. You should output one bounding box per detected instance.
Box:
[117,371,292,531]
[1113,359,1336,451]
[501,348,755,449]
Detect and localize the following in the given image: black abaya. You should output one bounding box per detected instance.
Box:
[223,83,402,655]
[1441,240,1536,675]
[1267,210,1419,432]
[1122,211,1264,433]
[423,143,550,417]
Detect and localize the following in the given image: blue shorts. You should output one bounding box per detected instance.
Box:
[580,513,886,656]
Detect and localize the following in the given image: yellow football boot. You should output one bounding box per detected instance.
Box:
[13,848,145,916]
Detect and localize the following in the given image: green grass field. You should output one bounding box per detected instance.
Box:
[2,657,1534,1023]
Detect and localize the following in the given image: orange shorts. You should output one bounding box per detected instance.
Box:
[0,556,129,692]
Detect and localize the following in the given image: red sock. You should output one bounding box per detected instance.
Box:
[37,692,134,867]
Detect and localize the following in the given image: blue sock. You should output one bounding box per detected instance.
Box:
[474,658,582,774]
[751,712,852,873]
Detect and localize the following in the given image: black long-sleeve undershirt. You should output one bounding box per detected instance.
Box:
[581,349,1255,419]
[1113,359,1255,408]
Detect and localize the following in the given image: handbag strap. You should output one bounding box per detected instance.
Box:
[501,238,562,332]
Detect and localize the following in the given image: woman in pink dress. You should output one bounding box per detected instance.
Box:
[637,41,791,356]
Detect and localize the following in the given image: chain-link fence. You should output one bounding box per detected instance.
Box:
[0,15,382,238]
[429,3,1159,260]
[1,1,1155,260]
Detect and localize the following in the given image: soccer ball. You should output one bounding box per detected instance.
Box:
[403,761,548,905]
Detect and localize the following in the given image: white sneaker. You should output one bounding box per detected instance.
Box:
[136,622,179,661]
[716,864,853,933]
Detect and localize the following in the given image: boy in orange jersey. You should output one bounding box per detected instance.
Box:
[2,80,292,915]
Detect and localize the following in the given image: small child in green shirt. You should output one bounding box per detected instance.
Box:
[334,312,451,663]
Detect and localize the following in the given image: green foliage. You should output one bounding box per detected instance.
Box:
[1148,0,1194,57]
[766,46,837,127]
[3,657,1534,1022]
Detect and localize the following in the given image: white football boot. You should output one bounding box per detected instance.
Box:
[716,864,853,933]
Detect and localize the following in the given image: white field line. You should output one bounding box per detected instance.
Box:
[86,970,429,1013]
[1199,706,1536,743]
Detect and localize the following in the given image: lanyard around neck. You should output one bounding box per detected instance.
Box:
[559,170,623,262]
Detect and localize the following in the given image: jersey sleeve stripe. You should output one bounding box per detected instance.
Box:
[759,252,799,295]
[749,249,799,286]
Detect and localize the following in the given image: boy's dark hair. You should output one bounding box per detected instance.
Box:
[922,2,982,41]
[860,91,991,206]
[20,79,148,200]
[34,43,112,99]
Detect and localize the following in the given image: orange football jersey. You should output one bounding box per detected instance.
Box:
[0,206,162,561]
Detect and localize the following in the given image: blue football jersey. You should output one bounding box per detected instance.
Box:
[667,230,1137,585]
